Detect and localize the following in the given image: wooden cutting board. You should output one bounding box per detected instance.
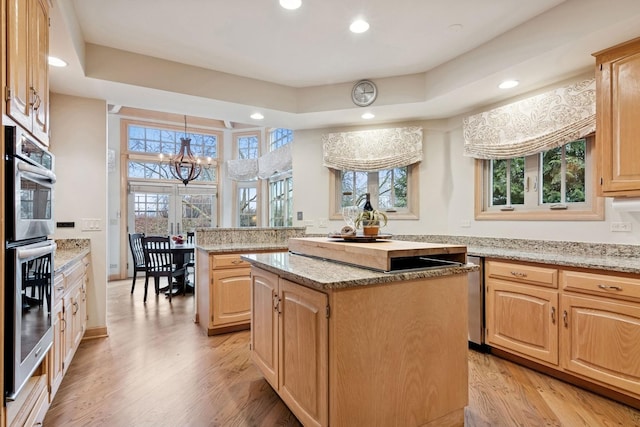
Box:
[288,237,467,272]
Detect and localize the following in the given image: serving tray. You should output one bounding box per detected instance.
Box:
[327,233,393,243]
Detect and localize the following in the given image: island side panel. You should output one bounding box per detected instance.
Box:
[328,274,469,427]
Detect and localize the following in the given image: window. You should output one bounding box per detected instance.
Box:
[269,174,293,227]
[476,136,602,220]
[269,128,293,151]
[126,121,219,183]
[330,164,419,219]
[238,184,258,227]
[236,133,259,159]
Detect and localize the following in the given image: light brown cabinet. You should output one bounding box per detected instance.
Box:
[6,0,50,145]
[251,264,469,427]
[197,252,252,335]
[559,270,640,399]
[251,267,329,427]
[485,260,559,365]
[485,259,640,403]
[594,36,640,197]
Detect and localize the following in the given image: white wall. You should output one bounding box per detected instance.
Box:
[292,115,640,245]
[50,93,109,330]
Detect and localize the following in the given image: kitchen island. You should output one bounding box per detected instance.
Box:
[244,238,478,427]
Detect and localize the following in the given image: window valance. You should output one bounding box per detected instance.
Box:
[258,143,292,179]
[227,143,293,181]
[463,78,595,159]
[322,126,423,172]
[226,159,258,181]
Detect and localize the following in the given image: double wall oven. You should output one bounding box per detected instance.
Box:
[4,124,56,400]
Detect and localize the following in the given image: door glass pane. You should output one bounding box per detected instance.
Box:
[133,193,169,235]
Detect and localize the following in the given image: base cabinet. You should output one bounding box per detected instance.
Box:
[485,260,559,365]
[251,265,469,427]
[50,255,89,401]
[485,259,640,404]
[251,268,329,427]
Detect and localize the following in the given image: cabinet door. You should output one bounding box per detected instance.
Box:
[278,278,328,427]
[561,294,640,397]
[70,284,84,350]
[49,299,65,400]
[30,0,49,144]
[486,279,559,365]
[6,0,32,131]
[596,38,640,196]
[250,268,279,389]
[63,293,75,372]
[212,267,251,326]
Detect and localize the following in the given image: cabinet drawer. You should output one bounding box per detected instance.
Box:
[561,270,640,302]
[64,261,84,287]
[211,254,250,269]
[486,260,558,288]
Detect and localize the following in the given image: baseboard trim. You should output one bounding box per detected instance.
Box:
[82,326,108,340]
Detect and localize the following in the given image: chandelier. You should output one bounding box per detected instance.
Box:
[163,115,204,186]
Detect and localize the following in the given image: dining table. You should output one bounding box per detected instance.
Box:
[168,242,196,296]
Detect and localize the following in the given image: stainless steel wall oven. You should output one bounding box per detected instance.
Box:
[4,125,55,245]
[4,124,56,400]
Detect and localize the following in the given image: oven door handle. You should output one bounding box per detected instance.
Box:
[17,161,57,184]
[16,242,57,260]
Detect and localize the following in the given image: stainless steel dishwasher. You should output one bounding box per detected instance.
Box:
[467,256,485,346]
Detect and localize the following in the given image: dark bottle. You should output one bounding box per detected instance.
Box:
[363,193,374,211]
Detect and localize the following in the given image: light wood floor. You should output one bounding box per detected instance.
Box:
[44,279,640,427]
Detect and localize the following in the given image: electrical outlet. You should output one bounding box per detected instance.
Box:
[610,222,632,232]
[460,220,471,228]
[318,218,328,228]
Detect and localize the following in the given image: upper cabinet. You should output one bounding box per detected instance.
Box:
[6,0,50,145]
[594,37,640,197]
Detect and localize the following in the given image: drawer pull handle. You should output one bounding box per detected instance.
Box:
[551,307,556,324]
[598,284,623,291]
[510,271,528,278]
[563,310,569,327]
[231,260,243,264]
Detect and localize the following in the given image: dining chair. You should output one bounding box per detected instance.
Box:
[185,231,195,286]
[141,235,187,303]
[128,233,146,294]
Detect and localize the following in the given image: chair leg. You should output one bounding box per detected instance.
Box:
[131,270,137,294]
[167,277,172,302]
[143,276,149,303]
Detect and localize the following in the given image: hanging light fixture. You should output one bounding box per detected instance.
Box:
[165,115,202,186]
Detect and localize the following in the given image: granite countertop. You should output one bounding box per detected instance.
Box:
[196,242,290,253]
[54,239,91,273]
[467,245,640,274]
[242,252,478,291]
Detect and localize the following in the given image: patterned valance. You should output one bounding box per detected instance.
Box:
[227,143,293,181]
[322,126,423,171]
[258,143,292,179]
[463,78,595,159]
[226,159,258,181]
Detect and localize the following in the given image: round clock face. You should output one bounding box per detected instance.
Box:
[352,80,377,107]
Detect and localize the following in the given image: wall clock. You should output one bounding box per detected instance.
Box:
[351,79,377,107]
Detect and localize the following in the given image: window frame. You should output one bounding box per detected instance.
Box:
[474,135,603,221]
[268,172,293,227]
[329,164,419,220]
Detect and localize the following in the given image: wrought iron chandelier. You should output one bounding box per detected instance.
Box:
[167,115,202,186]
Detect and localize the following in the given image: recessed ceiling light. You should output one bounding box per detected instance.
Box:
[250,113,264,120]
[279,0,301,10]
[361,112,375,120]
[350,19,370,34]
[48,56,67,67]
[498,80,519,89]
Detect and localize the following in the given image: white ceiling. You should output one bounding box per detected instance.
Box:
[48,0,640,129]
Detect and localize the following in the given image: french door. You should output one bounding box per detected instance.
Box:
[128,182,218,236]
